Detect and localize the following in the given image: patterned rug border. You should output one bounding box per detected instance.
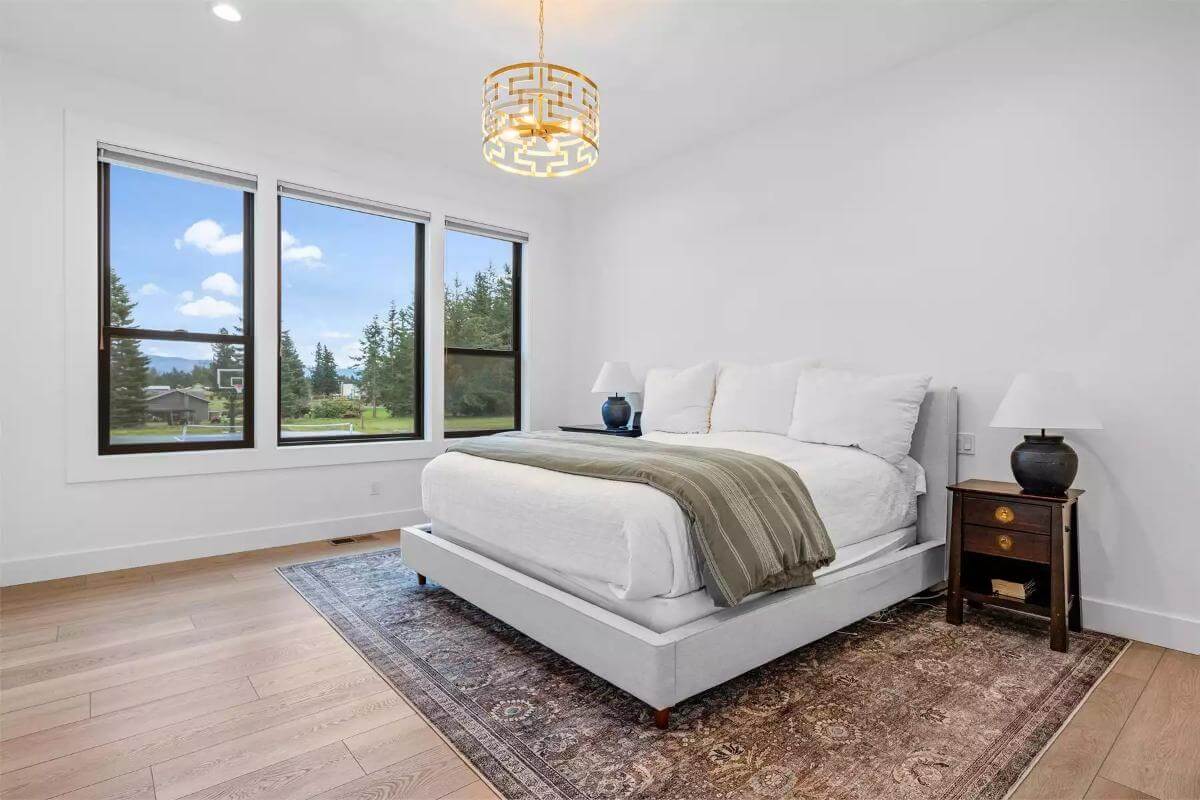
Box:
[997,635,1129,800]
[278,547,1128,800]
[277,549,512,800]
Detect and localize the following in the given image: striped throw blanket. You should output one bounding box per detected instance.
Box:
[446,431,835,607]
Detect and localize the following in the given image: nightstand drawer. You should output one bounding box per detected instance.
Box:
[963,524,1050,563]
[963,497,1050,534]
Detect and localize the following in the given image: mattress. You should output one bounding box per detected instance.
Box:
[430,520,917,632]
[421,431,924,601]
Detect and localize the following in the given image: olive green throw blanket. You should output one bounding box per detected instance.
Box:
[446,431,835,607]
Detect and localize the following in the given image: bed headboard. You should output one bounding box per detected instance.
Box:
[910,386,958,545]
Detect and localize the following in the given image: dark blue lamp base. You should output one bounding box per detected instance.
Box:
[601,395,632,429]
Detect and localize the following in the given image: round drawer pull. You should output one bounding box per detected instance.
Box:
[994,506,1015,524]
[996,534,1014,551]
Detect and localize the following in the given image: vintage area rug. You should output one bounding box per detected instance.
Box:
[280,549,1126,800]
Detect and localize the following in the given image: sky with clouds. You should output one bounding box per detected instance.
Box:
[110,164,512,369]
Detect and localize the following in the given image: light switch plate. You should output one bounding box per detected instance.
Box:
[956,433,976,455]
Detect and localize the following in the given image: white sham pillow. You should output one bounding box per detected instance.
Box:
[787,368,932,464]
[640,361,719,434]
[710,358,821,434]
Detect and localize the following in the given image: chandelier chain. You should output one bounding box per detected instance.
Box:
[538,0,544,62]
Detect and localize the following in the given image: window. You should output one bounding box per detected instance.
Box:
[277,183,427,444]
[443,219,523,437]
[98,146,255,454]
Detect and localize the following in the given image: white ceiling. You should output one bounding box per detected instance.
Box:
[0,0,1042,187]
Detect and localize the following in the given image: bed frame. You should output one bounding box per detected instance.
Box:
[401,387,958,728]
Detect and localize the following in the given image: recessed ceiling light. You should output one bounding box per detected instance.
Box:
[211,3,242,22]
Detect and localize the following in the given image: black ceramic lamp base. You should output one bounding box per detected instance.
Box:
[1011,434,1078,495]
[601,395,632,429]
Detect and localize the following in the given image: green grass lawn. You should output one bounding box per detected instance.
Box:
[112,406,513,440]
[281,409,514,435]
[109,421,244,440]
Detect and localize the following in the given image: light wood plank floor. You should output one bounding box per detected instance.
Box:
[1,533,1195,800]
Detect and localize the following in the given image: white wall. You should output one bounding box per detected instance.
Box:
[0,53,575,584]
[563,4,1200,651]
[3,4,1198,653]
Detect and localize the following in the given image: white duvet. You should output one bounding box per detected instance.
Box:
[420,431,924,602]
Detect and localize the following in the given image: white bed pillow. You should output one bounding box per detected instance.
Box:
[710,358,820,434]
[640,361,719,434]
[787,368,932,464]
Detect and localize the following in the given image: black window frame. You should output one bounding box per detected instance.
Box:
[275,193,426,446]
[98,160,256,456]
[444,236,522,439]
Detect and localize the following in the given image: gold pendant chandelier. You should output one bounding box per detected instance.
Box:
[482,0,599,178]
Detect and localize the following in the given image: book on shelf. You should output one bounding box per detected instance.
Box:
[991,578,1037,601]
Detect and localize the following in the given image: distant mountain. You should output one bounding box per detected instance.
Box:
[148,355,210,373]
[146,355,358,380]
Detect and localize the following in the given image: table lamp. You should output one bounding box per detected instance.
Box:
[591,361,638,429]
[989,372,1101,495]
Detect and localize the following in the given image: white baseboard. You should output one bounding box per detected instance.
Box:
[1083,596,1200,655]
[0,508,427,587]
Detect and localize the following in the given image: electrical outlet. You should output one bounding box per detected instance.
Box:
[368,481,382,496]
[956,433,976,455]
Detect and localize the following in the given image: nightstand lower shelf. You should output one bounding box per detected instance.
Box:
[961,589,1075,620]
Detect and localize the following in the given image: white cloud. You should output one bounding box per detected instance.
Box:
[338,342,361,366]
[320,330,352,339]
[179,290,195,302]
[280,229,324,267]
[138,283,164,296]
[176,219,243,256]
[178,295,239,318]
[200,271,241,297]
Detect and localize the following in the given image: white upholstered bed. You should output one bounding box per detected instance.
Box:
[401,387,957,727]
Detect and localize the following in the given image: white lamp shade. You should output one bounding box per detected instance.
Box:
[591,361,638,394]
[989,372,1102,431]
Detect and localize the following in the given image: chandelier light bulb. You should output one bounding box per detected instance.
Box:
[210,2,242,22]
[500,127,520,143]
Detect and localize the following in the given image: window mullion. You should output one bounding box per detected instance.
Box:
[107,328,247,345]
[444,346,515,357]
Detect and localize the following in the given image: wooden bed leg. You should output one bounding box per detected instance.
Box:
[653,707,671,730]
[416,573,427,586]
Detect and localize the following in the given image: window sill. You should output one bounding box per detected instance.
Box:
[67,437,445,484]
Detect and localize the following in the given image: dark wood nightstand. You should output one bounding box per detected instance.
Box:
[947,479,1083,652]
[558,423,642,437]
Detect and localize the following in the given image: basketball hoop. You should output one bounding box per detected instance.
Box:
[217,368,245,394]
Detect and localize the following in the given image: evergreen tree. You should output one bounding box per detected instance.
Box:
[492,261,514,349]
[211,325,244,431]
[439,257,514,419]
[380,302,416,418]
[444,276,468,348]
[108,273,151,426]
[353,316,385,417]
[279,330,310,418]
[310,342,340,396]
